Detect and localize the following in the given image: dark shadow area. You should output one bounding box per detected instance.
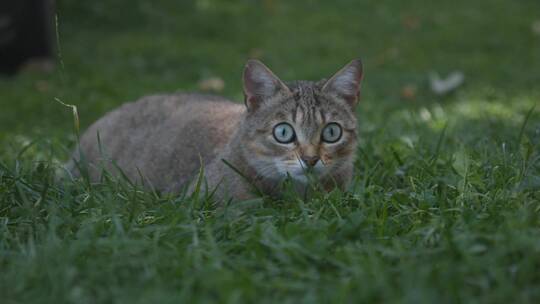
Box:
[0,0,55,75]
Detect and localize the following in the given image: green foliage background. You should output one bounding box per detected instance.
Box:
[1,0,540,303]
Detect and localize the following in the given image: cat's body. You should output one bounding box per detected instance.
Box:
[73,93,244,192]
[70,59,364,201]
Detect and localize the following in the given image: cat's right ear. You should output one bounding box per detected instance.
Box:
[322,59,364,108]
[243,60,290,112]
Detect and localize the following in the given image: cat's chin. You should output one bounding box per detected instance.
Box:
[274,164,325,184]
[283,169,325,184]
[288,173,310,184]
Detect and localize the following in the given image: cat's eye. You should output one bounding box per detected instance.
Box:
[273,123,296,144]
[321,123,342,143]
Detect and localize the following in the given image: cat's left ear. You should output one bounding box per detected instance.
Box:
[243,59,291,112]
[322,59,364,108]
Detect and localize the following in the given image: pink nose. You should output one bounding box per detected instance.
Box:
[301,155,319,167]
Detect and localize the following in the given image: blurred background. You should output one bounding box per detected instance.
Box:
[1,0,539,160]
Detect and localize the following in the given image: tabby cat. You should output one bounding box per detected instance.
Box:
[70,59,364,201]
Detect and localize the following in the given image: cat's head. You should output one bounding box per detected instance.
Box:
[239,59,363,185]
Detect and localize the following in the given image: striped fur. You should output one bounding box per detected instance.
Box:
[70,59,363,202]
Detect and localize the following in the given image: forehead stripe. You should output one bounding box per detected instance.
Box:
[292,102,299,123]
[319,109,326,124]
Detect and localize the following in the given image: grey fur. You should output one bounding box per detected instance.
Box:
[70,59,363,201]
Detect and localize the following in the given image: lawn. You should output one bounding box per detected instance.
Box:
[1,0,540,303]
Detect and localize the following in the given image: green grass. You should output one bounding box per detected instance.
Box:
[1,0,540,302]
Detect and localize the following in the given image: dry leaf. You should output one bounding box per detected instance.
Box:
[35,80,50,92]
[248,48,264,59]
[401,15,421,30]
[429,71,464,95]
[198,76,225,92]
[400,84,417,100]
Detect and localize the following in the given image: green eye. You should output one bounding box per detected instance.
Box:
[273,123,296,144]
[322,123,342,143]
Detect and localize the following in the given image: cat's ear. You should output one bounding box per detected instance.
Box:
[243,59,290,112]
[322,59,363,108]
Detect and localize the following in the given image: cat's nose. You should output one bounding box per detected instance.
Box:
[301,155,320,167]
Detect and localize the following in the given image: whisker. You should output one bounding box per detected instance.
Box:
[294,151,310,173]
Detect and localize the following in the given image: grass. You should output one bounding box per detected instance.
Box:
[1,0,540,302]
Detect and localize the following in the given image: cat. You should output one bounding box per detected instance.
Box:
[69,59,364,201]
